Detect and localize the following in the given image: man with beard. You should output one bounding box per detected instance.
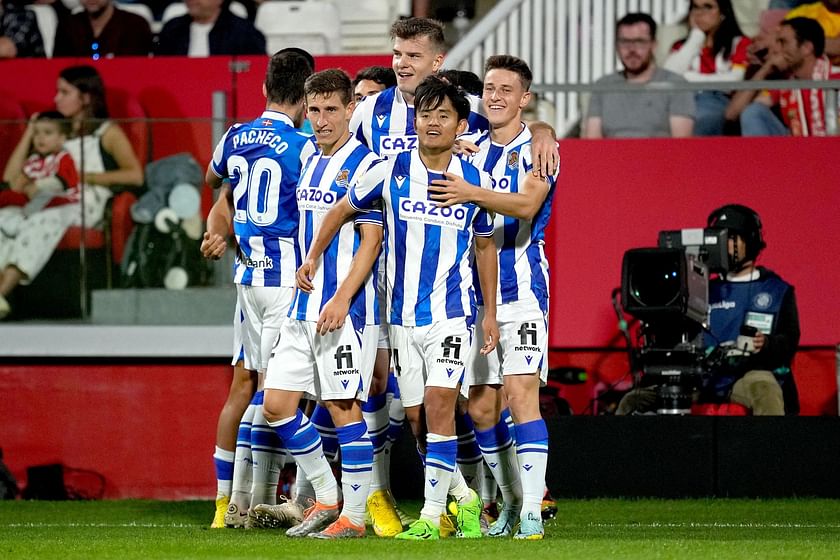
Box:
[583,12,695,138]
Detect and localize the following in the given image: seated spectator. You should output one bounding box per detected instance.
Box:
[0,1,46,57]
[726,17,839,136]
[617,204,800,416]
[664,0,751,135]
[352,65,397,102]
[0,111,78,213]
[583,12,695,138]
[0,65,143,320]
[785,0,840,62]
[155,0,266,56]
[53,0,153,58]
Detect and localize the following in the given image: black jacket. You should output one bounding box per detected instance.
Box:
[155,9,265,56]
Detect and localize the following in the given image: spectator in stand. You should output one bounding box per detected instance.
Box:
[726,17,839,136]
[155,0,266,56]
[53,0,152,58]
[0,1,45,57]
[583,12,695,138]
[0,111,78,212]
[0,65,143,320]
[785,0,840,62]
[352,66,396,102]
[664,0,751,135]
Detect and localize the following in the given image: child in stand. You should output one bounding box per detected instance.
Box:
[0,111,79,214]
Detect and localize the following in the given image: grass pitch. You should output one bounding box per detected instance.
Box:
[2,499,840,559]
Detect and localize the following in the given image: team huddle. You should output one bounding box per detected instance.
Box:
[202,17,559,541]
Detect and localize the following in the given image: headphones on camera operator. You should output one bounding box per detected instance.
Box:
[706,204,766,272]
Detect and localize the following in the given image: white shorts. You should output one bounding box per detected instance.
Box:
[377,323,390,349]
[470,300,549,387]
[231,300,245,366]
[236,284,295,372]
[264,317,378,402]
[389,317,474,408]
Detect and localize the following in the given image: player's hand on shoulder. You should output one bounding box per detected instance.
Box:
[480,313,500,355]
[200,231,226,260]
[316,297,349,336]
[530,127,560,179]
[296,260,315,293]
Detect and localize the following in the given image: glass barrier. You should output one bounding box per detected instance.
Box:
[0,116,234,325]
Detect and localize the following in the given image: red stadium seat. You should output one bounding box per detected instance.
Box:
[692,403,750,416]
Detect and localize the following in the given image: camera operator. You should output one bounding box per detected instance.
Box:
[618,203,801,415]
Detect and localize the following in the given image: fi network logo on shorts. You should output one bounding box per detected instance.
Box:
[333,345,359,376]
[437,336,463,366]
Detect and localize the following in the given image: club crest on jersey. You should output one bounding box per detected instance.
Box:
[507,150,519,170]
[297,187,339,213]
[335,168,350,187]
[399,197,469,230]
[379,135,417,155]
[753,292,773,310]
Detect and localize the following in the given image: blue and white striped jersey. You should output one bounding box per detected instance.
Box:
[348,149,495,327]
[350,86,488,157]
[211,110,318,287]
[291,136,383,325]
[466,125,556,313]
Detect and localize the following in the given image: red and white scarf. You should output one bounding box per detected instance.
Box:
[780,56,834,137]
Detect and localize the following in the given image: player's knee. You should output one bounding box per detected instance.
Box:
[467,396,497,429]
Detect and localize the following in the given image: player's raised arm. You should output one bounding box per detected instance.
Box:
[316,221,384,335]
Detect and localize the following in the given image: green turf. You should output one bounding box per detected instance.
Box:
[2,499,840,559]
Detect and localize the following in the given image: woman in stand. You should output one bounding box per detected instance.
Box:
[664,0,751,135]
[0,65,143,318]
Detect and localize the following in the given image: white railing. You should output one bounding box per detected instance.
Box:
[444,0,687,136]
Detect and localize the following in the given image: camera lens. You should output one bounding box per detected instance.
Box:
[629,253,681,307]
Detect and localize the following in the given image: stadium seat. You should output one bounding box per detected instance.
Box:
[255,1,341,55]
[333,0,397,53]
[691,403,750,416]
[25,4,58,58]
[0,97,26,174]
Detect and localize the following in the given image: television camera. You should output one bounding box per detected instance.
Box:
[619,228,730,414]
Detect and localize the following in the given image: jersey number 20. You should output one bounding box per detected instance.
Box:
[229,155,283,226]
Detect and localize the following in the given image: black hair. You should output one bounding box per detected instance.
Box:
[686,0,745,59]
[35,110,72,136]
[484,54,532,91]
[390,17,446,52]
[265,50,314,106]
[782,17,826,57]
[352,66,396,90]
[707,203,766,261]
[437,69,484,96]
[305,69,354,106]
[616,12,658,40]
[275,47,315,72]
[58,65,108,135]
[414,75,470,121]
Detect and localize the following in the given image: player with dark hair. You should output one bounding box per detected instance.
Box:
[205,48,317,528]
[353,66,397,102]
[298,75,500,540]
